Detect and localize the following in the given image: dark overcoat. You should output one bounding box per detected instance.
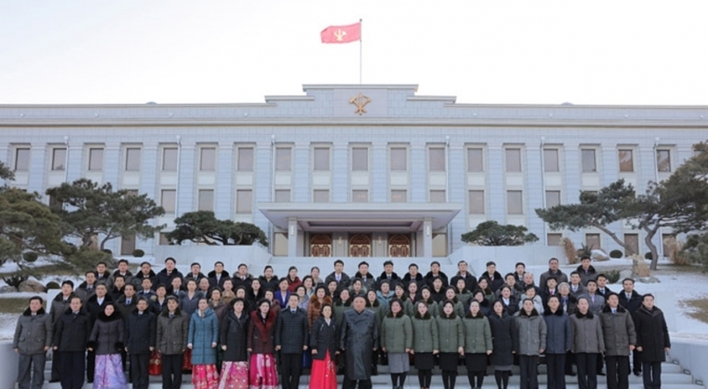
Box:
[220,309,250,362]
[339,308,378,380]
[633,305,670,362]
[488,311,517,366]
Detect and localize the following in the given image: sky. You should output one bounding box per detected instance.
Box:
[1,1,707,105]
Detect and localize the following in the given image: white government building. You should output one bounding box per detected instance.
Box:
[1,84,706,272]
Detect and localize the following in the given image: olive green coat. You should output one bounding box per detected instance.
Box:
[406,298,437,317]
[435,314,464,353]
[411,312,439,352]
[380,312,413,353]
[437,299,465,318]
[462,313,493,354]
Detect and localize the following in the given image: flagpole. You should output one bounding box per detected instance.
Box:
[359,18,363,84]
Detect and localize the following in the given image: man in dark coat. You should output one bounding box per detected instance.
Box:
[402,263,424,288]
[576,256,598,286]
[208,260,230,289]
[539,257,569,288]
[450,260,477,293]
[84,282,113,383]
[49,280,75,383]
[618,278,643,376]
[275,294,309,389]
[153,257,184,291]
[126,298,156,389]
[633,294,670,389]
[324,259,351,288]
[480,261,504,292]
[424,261,449,288]
[340,294,378,389]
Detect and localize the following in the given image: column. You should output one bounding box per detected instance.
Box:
[288,218,298,257]
[423,218,433,258]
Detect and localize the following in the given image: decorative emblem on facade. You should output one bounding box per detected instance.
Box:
[349,93,371,115]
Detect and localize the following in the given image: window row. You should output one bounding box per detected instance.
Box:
[7,144,674,174]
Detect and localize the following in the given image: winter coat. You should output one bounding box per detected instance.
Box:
[258,275,280,293]
[310,316,338,360]
[411,312,439,353]
[488,312,517,366]
[75,283,96,302]
[559,294,578,315]
[210,300,227,323]
[89,311,124,355]
[50,293,75,325]
[407,297,437,318]
[619,290,643,313]
[115,294,138,317]
[307,295,333,327]
[515,309,547,356]
[85,294,114,327]
[498,295,519,316]
[430,287,445,303]
[324,271,351,289]
[184,271,207,285]
[154,268,184,291]
[366,300,385,335]
[455,290,473,309]
[380,312,413,353]
[376,271,401,289]
[220,309,249,362]
[340,308,379,380]
[435,313,464,353]
[247,310,277,354]
[156,308,189,355]
[451,272,478,293]
[569,311,605,354]
[178,291,204,316]
[376,290,394,309]
[437,298,465,318]
[568,283,586,297]
[599,305,636,356]
[188,308,219,364]
[576,265,598,286]
[286,276,302,293]
[13,307,52,354]
[518,294,545,315]
[424,271,449,288]
[539,269,569,288]
[132,269,157,289]
[108,271,134,291]
[633,305,670,362]
[543,308,572,354]
[53,308,91,352]
[480,271,504,292]
[207,270,230,289]
[333,299,352,323]
[276,306,309,353]
[353,272,376,292]
[462,312,493,354]
[126,309,156,355]
[402,273,424,288]
[151,297,168,315]
[274,290,291,309]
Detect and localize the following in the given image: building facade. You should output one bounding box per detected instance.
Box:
[1,84,706,261]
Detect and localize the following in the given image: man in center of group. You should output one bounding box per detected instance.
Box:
[340,294,378,389]
[276,294,309,389]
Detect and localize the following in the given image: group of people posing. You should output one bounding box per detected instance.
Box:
[13,255,670,389]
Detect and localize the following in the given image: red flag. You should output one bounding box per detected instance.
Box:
[320,22,361,44]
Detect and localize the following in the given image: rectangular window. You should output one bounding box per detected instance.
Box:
[581,149,597,172]
[585,233,601,249]
[162,147,178,171]
[428,147,445,172]
[313,189,330,203]
[159,233,170,246]
[88,148,104,171]
[507,190,523,214]
[657,149,671,172]
[275,147,292,171]
[352,189,368,203]
[313,147,330,171]
[274,189,290,203]
[52,148,66,171]
[236,189,252,214]
[352,147,368,171]
[391,189,407,203]
[545,190,561,208]
[505,148,522,172]
[547,233,562,246]
[237,147,254,172]
[467,147,484,172]
[125,148,141,171]
[624,233,639,257]
[468,190,485,214]
[161,189,176,213]
[430,190,446,203]
[543,149,559,172]
[390,147,407,171]
[618,149,634,172]
[14,148,30,171]
[200,147,216,171]
[198,189,214,211]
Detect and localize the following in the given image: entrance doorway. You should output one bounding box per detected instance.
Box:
[310,234,332,257]
[388,234,410,257]
[349,234,371,257]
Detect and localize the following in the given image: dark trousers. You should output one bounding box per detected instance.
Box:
[606,355,630,389]
[162,354,183,389]
[280,352,303,389]
[50,350,62,381]
[575,352,598,389]
[642,361,662,389]
[633,349,642,374]
[59,351,85,389]
[86,349,95,382]
[565,350,575,374]
[130,352,150,389]
[546,353,566,389]
[519,355,539,389]
[342,378,372,389]
[17,353,46,389]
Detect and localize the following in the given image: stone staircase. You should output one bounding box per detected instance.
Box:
[43,357,703,388]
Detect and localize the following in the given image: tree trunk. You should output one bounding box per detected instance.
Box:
[593,223,636,255]
[643,225,661,271]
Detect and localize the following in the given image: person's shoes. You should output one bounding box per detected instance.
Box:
[633,371,641,377]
